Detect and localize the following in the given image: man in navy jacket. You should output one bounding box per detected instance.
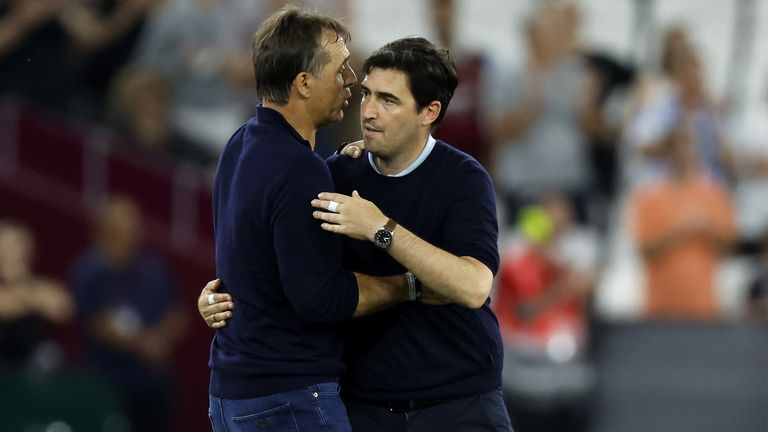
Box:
[202,36,513,431]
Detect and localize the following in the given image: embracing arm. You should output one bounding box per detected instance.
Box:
[311,189,495,310]
[385,225,493,309]
[197,273,409,329]
[352,273,408,317]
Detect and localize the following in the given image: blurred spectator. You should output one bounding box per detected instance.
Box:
[0,0,76,110]
[487,5,593,226]
[0,220,74,371]
[108,66,217,169]
[581,52,635,228]
[0,0,161,116]
[133,0,266,154]
[70,197,187,432]
[495,195,597,432]
[59,0,164,119]
[728,75,768,252]
[428,0,491,167]
[746,235,768,323]
[629,124,737,320]
[557,0,637,227]
[628,24,691,114]
[624,28,734,186]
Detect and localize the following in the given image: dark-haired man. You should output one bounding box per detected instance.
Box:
[312,36,511,432]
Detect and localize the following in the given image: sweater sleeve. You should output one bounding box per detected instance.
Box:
[439,159,500,275]
[270,154,359,323]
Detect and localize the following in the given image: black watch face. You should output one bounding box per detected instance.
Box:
[374,229,393,249]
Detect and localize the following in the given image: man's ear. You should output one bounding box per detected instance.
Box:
[421,101,442,127]
[293,72,312,99]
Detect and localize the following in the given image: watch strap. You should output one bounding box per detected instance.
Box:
[384,218,397,233]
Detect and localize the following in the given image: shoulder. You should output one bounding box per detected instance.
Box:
[324,152,347,170]
[239,120,329,177]
[70,249,106,286]
[71,249,102,272]
[325,151,369,177]
[433,141,493,186]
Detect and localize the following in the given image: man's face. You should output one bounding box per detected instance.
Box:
[360,68,425,160]
[309,31,356,128]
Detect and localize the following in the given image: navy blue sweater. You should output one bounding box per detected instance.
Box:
[328,141,503,401]
[209,107,359,399]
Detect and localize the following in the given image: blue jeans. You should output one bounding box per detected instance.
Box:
[209,382,351,432]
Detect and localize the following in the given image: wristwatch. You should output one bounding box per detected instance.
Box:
[373,218,397,249]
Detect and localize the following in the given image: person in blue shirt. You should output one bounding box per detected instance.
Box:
[204,7,438,432]
[71,196,186,432]
[202,36,514,431]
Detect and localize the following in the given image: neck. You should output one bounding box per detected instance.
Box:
[263,101,317,149]
[374,133,430,176]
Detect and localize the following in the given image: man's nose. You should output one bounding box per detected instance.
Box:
[345,67,357,87]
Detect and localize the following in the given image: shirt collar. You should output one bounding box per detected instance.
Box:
[367,135,436,177]
[254,105,312,149]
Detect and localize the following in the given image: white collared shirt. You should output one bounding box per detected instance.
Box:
[367,135,437,177]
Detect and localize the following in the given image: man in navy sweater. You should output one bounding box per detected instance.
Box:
[206,8,435,432]
[202,36,513,431]
[311,37,512,431]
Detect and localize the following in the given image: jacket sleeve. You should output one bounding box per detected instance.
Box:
[270,154,359,323]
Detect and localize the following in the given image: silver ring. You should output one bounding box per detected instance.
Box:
[207,293,216,305]
[327,201,340,213]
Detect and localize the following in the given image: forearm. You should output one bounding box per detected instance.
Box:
[0,290,32,320]
[580,106,615,141]
[353,273,408,317]
[704,229,735,253]
[149,308,187,343]
[91,314,141,353]
[492,107,540,142]
[388,225,492,309]
[0,17,32,58]
[59,3,143,52]
[640,227,689,259]
[641,236,677,259]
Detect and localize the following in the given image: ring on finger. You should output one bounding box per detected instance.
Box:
[327,200,340,213]
[207,293,216,305]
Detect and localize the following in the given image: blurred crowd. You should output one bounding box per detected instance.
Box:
[2,0,768,431]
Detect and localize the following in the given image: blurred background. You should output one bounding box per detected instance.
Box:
[1,0,767,431]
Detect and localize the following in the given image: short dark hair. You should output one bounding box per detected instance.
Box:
[251,5,351,104]
[362,37,458,125]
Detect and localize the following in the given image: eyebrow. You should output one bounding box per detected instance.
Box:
[360,84,401,103]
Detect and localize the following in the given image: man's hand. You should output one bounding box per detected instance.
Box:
[311,190,388,241]
[197,279,234,329]
[340,140,364,158]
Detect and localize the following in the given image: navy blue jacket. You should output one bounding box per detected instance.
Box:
[328,141,503,401]
[209,107,359,399]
